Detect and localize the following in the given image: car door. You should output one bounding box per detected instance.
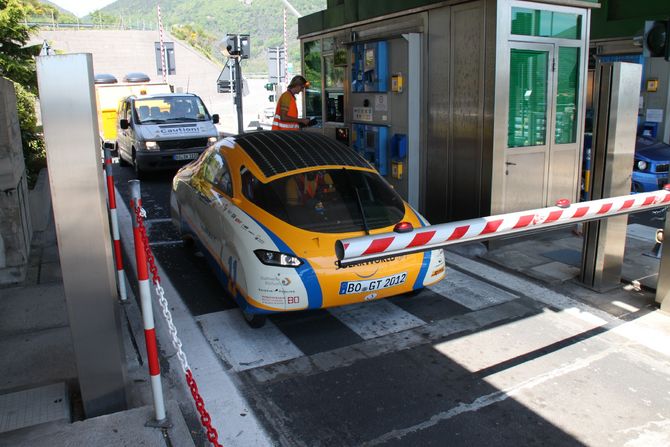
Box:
[192,149,235,265]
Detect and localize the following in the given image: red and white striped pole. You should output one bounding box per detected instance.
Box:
[157,4,167,84]
[103,145,127,301]
[336,186,670,266]
[129,180,167,423]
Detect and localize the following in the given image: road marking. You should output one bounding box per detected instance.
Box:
[246,299,535,384]
[328,299,426,340]
[148,240,182,247]
[363,348,614,446]
[197,310,303,372]
[429,267,518,310]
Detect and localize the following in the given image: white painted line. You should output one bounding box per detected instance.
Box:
[145,218,173,224]
[197,310,303,372]
[364,348,614,446]
[429,267,518,310]
[443,251,615,323]
[328,299,426,340]
[115,187,273,446]
[148,240,183,247]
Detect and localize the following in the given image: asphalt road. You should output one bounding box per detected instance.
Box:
[112,162,669,447]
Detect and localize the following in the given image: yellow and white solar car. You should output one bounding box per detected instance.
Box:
[170,131,445,327]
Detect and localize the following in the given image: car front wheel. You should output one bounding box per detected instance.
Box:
[242,310,266,328]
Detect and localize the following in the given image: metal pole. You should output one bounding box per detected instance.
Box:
[129,180,167,424]
[656,208,670,311]
[235,55,244,134]
[36,54,127,417]
[157,5,167,84]
[103,145,127,301]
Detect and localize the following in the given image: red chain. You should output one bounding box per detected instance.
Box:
[134,205,161,285]
[187,369,222,446]
[133,204,222,447]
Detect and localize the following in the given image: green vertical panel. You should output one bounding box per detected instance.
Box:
[508,49,548,148]
[303,40,322,119]
[555,47,580,144]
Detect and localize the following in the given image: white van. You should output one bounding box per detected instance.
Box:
[117,93,220,177]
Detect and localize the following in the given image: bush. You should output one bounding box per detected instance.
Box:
[14,82,46,188]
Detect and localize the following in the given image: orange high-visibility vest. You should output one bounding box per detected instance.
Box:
[272,91,300,131]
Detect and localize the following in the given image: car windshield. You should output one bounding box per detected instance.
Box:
[133,96,210,124]
[241,168,406,233]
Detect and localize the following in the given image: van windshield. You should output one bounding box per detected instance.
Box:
[133,96,211,124]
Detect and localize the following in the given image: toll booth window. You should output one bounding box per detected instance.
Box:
[325,54,345,122]
[508,49,548,148]
[303,40,322,121]
[555,47,580,144]
[511,7,582,40]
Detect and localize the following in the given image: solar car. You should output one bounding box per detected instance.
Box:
[170,131,446,327]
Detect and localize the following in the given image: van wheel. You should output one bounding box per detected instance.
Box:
[118,151,129,167]
[133,153,145,180]
[242,310,266,328]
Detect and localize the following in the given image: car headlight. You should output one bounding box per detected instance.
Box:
[208,136,218,145]
[636,160,647,171]
[254,249,303,267]
[145,141,159,151]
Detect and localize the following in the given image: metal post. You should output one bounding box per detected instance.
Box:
[235,55,244,134]
[129,180,167,424]
[581,62,642,291]
[656,208,670,311]
[36,54,127,417]
[103,145,127,301]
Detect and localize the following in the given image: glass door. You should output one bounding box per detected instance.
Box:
[504,42,554,212]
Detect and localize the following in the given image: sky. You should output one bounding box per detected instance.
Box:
[48,0,117,18]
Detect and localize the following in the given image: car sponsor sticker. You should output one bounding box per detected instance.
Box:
[339,272,407,295]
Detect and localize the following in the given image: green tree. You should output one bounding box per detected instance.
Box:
[0,0,45,185]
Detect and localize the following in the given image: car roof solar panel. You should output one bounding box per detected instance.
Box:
[233,131,371,177]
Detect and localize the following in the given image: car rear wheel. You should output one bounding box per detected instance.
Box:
[242,310,266,328]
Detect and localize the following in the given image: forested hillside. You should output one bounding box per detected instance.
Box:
[96,0,326,74]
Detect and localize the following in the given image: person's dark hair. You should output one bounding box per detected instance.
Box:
[288,75,307,89]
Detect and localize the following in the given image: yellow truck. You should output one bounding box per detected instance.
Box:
[94,72,171,150]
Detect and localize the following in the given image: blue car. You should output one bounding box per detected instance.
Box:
[632,137,670,193]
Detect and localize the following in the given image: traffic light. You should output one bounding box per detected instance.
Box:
[265,82,275,91]
[643,20,670,60]
[268,95,275,102]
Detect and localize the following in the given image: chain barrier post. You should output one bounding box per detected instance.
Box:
[104,145,127,301]
[130,189,223,446]
[129,180,168,425]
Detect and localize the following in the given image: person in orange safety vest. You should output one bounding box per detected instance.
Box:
[272,75,311,131]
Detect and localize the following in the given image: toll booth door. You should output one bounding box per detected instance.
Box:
[504,42,554,211]
[503,42,583,212]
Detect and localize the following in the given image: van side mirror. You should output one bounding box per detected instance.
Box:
[212,114,220,124]
[119,119,129,130]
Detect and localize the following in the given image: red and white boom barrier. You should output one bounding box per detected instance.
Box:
[103,145,127,301]
[336,186,670,267]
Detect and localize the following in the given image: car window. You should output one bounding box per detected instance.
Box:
[202,151,232,196]
[241,167,405,233]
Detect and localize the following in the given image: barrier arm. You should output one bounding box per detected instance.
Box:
[336,186,670,267]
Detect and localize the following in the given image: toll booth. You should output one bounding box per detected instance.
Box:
[299,0,597,222]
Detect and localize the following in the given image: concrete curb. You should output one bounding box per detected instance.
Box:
[28,168,52,233]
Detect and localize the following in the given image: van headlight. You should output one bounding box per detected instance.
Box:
[145,141,159,151]
[254,249,302,267]
[208,136,218,145]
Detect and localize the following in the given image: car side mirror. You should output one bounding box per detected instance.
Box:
[212,114,219,124]
[119,119,129,130]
